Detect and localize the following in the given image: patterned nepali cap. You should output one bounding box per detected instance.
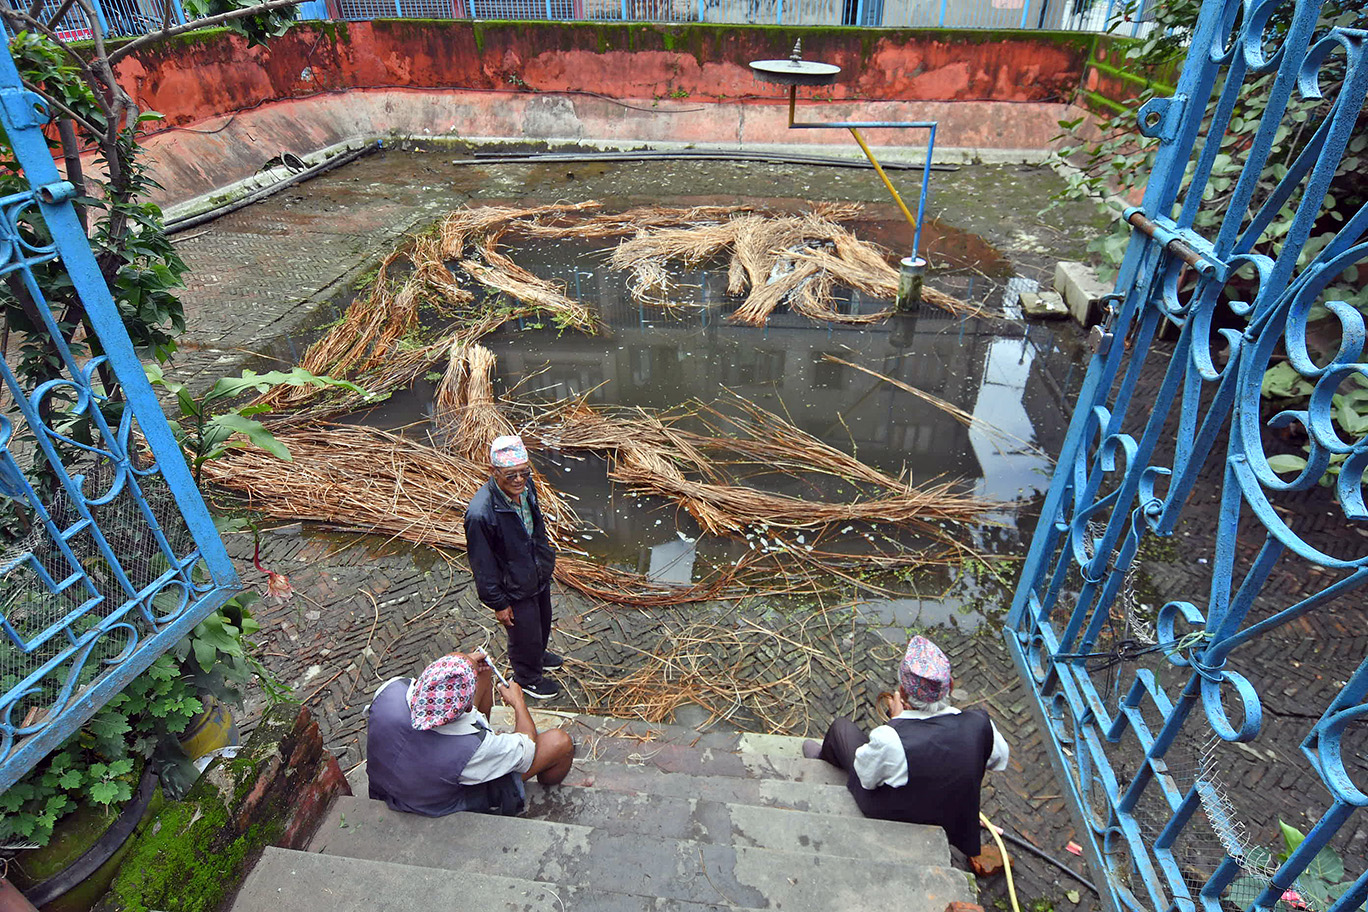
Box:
[491,435,529,468]
[899,635,951,704]
[409,654,477,730]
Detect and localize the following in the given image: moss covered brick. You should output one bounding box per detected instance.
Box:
[97,704,348,912]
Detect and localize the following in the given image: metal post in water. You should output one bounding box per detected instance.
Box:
[895,256,926,313]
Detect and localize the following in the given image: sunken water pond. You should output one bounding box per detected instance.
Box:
[225,198,1090,640]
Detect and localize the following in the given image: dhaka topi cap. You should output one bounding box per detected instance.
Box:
[900,635,951,704]
[491,435,529,468]
[409,654,477,730]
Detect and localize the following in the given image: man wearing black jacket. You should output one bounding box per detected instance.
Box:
[464,435,563,699]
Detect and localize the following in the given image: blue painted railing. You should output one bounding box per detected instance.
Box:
[0,43,238,792]
[1006,2,1368,912]
[0,0,1151,37]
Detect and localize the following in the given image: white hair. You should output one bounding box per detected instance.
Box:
[903,696,949,713]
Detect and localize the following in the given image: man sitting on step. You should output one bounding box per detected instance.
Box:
[805,635,1008,857]
[365,651,575,817]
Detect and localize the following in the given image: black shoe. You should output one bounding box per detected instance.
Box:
[542,651,565,669]
[521,676,561,700]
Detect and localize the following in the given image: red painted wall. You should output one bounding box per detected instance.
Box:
[114,21,1092,131]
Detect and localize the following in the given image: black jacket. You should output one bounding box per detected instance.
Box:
[464,477,556,611]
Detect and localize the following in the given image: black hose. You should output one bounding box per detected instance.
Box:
[164,141,381,236]
[465,148,959,172]
[995,828,1101,895]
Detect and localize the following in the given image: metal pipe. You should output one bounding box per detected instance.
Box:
[848,127,918,233]
[1125,209,1206,269]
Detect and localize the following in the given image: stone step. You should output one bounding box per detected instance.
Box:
[563,758,865,815]
[311,795,975,912]
[232,846,740,912]
[523,782,951,863]
[345,732,845,798]
[572,732,846,785]
[348,757,860,817]
[559,713,778,754]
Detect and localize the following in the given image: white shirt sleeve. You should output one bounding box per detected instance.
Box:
[853,723,910,789]
[459,729,536,785]
[987,721,1010,772]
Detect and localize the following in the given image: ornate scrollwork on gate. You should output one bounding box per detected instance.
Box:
[1007,3,1368,912]
[0,55,237,791]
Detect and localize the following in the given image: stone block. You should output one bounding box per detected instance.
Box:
[1020,290,1069,320]
[1054,261,1113,327]
[946,902,986,912]
[970,846,1005,877]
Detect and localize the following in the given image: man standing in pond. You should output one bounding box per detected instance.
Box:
[465,435,563,699]
[805,635,1009,858]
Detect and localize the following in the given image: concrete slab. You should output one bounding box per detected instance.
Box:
[1054,260,1113,326]
[563,759,863,816]
[522,785,951,863]
[233,846,739,912]
[310,796,974,912]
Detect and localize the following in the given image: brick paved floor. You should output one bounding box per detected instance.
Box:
[177,148,1362,912]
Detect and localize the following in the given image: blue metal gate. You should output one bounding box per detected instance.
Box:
[1006,2,1368,912]
[0,45,238,792]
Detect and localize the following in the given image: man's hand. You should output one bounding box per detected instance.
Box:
[470,648,495,679]
[495,607,515,628]
[498,680,526,709]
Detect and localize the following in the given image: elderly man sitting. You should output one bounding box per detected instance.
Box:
[806,635,1008,857]
[365,650,575,817]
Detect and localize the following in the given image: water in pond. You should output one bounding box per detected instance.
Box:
[340,226,1087,631]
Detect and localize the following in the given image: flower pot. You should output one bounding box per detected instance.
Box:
[11,766,161,912]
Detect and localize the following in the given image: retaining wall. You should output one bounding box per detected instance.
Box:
[108,21,1121,205]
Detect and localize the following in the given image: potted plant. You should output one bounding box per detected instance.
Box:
[0,594,272,911]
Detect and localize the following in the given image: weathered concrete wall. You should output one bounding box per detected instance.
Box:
[109,21,1099,204]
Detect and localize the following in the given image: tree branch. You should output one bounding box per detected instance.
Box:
[0,8,114,121]
[108,0,305,63]
[42,0,79,30]
[15,80,106,139]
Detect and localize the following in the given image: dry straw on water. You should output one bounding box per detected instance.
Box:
[252,200,973,417]
[220,202,1000,605]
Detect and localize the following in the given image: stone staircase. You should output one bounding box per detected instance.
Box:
[229,712,979,911]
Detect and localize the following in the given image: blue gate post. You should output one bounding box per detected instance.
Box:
[1004,2,1368,912]
[0,42,239,789]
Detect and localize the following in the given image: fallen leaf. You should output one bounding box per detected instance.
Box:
[1067,891,1081,903]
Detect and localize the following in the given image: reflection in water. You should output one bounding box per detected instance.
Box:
[348,236,1085,600]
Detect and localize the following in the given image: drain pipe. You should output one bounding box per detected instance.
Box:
[895,255,926,312]
[165,141,381,236]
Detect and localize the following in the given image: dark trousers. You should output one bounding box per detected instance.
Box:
[507,586,553,686]
[818,716,869,771]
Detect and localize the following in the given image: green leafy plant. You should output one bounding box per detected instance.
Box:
[146,365,370,483]
[1227,821,1359,912]
[0,590,283,848]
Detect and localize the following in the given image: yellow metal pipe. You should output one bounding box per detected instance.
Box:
[848,126,918,233]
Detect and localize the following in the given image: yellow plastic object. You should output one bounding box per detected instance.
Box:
[980,811,1021,912]
[177,697,239,761]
